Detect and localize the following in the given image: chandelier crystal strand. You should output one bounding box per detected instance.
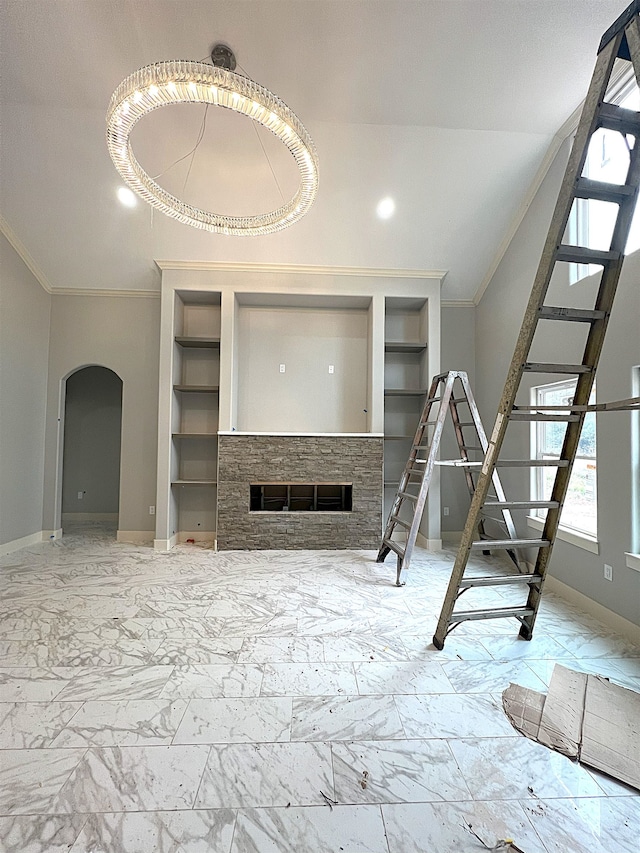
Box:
[106,61,318,235]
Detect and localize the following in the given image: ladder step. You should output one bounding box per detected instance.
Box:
[539,306,607,323]
[457,422,476,427]
[450,606,536,623]
[471,538,551,549]
[523,362,592,374]
[459,573,543,588]
[398,491,418,501]
[484,500,560,509]
[390,515,411,531]
[555,245,621,265]
[436,459,483,467]
[460,445,484,451]
[598,101,640,136]
[382,539,405,558]
[574,177,635,204]
[495,459,570,467]
[509,412,580,422]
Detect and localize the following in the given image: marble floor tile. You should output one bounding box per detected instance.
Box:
[151,637,243,665]
[0,701,81,748]
[332,739,470,804]
[121,616,226,639]
[291,695,404,741]
[382,800,547,853]
[442,659,548,693]
[400,635,493,661]
[218,614,298,637]
[554,632,640,659]
[238,636,325,663]
[173,697,292,743]
[52,745,210,813]
[230,805,389,853]
[0,748,86,815]
[260,662,358,696]
[53,665,174,701]
[0,667,73,702]
[51,699,188,747]
[160,664,264,698]
[322,634,408,662]
[525,657,640,692]
[195,742,333,808]
[297,615,371,636]
[69,809,236,853]
[449,736,607,800]
[522,795,640,853]
[394,692,516,739]
[483,634,577,661]
[354,660,454,695]
[0,814,88,853]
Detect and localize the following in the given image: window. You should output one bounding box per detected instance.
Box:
[531,379,596,537]
[569,78,640,285]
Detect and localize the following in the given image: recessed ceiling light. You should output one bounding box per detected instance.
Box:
[117,186,137,208]
[376,197,395,219]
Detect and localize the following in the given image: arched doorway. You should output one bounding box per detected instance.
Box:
[61,366,123,536]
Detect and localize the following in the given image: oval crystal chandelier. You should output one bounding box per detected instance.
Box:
[106,45,319,236]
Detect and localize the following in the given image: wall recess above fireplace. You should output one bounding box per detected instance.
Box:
[250,483,353,512]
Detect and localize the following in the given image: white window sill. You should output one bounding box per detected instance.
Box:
[625,552,640,573]
[527,515,599,554]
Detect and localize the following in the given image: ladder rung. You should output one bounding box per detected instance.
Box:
[382,539,405,557]
[495,459,569,468]
[598,102,640,136]
[436,459,483,467]
[555,245,621,265]
[451,397,469,404]
[460,445,484,451]
[457,422,476,427]
[450,606,535,623]
[471,538,551,549]
[538,306,607,323]
[574,177,635,204]
[398,491,418,501]
[523,362,592,374]
[459,573,543,588]
[484,500,560,509]
[390,515,411,531]
[509,412,580,422]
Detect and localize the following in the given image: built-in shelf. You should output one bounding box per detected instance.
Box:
[173,385,220,393]
[172,433,217,439]
[175,336,221,348]
[385,341,427,353]
[384,389,425,397]
[172,479,217,486]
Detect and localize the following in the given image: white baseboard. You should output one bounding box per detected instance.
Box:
[416,533,443,550]
[0,531,43,556]
[62,512,119,522]
[177,531,215,545]
[117,530,154,545]
[43,528,63,542]
[154,534,178,551]
[543,573,640,643]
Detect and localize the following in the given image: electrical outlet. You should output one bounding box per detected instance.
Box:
[279,363,286,373]
[77,491,83,500]
[604,564,613,581]
[443,506,450,516]
[328,365,334,374]
[149,505,155,515]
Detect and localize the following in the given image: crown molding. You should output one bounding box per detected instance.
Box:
[473,61,633,307]
[52,288,160,298]
[154,260,448,282]
[0,212,54,293]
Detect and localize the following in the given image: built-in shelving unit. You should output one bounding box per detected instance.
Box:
[168,292,221,544]
[383,297,429,520]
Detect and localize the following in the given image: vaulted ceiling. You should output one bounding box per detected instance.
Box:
[0,1,631,301]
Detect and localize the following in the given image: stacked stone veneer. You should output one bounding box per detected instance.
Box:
[217,435,383,550]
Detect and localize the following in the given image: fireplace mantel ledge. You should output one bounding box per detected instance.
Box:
[218,431,384,438]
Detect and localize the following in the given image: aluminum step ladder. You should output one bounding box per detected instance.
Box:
[433,2,640,649]
[376,370,521,586]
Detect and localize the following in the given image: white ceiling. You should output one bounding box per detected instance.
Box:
[0,0,632,301]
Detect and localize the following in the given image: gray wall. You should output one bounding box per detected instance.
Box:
[477,136,640,626]
[0,233,51,545]
[62,366,122,515]
[440,306,476,534]
[42,295,160,535]
[237,306,369,433]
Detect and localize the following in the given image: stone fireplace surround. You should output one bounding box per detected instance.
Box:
[217,433,383,550]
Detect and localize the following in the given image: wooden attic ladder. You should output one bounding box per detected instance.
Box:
[376,370,521,587]
[433,2,640,649]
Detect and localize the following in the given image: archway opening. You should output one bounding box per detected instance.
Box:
[61,366,123,537]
